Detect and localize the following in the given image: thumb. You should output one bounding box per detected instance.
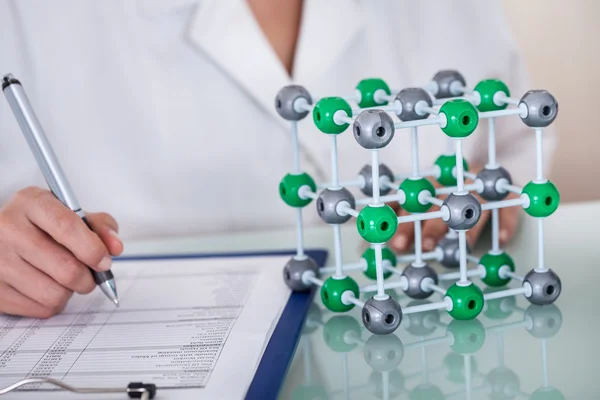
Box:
[84,212,124,256]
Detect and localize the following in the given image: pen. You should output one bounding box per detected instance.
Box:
[1,74,119,307]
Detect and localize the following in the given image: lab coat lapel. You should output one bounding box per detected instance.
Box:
[292,0,363,93]
[186,0,291,127]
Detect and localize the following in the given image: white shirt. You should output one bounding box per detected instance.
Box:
[0,0,556,240]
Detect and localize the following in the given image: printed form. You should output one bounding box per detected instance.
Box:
[0,254,293,399]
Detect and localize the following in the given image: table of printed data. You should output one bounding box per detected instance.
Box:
[0,258,259,391]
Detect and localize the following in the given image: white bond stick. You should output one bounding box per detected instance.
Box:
[330,135,340,188]
[458,230,469,284]
[334,112,354,126]
[488,117,497,167]
[300,188,318,200]
[454,140,466,194]
[318,179,363,190]
[466,254,480,264]
[342,291,365,308]
[423,281,447,296]
[291,121,301,173]
[361,278,407,293]
[433,95,476,106]
[382,372,390,400]
[422,194,444,207]
[395,168,437,181]
[483,286,528,300]
[439,267,483,281]
[418,105,439,115]
[337,203,359,218]
[541,339,549,387]
[503,270,524,282]
[403,334,451,350]
[535,128,544,181]
[411,127,420,177]
[463,171,477,180]
[486,319,529,334]
[491,208,500,253]
[295,209,305,258]
[435,183,480,195]
[397,251,438,263]
[332,225,344,278]
[481,197,527,211]
[320,260,367,274]
[372,150,381,204]
[536,218,546,272]
[414,219,424,265]
[294,97,313,113]
[352,104,400,116]
[356,193,402,206]
[304,272,324,287]
[479,107,524,119]
[373,243,388,300]
[498,182,523,195]
[398,210,445,224]
[403,298,451,315]
[495,92,521,106]
[464,355,472,400]
[395,116,444,130]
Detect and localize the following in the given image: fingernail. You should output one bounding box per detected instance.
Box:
[108,229,121,242]
[393,235,407,250]
[423,238,435,251]
[98,255,112,271]
[499,230,509,243]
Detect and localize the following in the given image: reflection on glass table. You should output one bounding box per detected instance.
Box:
[286,289,564,400]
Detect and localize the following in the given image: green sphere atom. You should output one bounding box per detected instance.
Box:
[279,173,316,207]
[320,276,360,312]
[439,99,479,138]
[398,178,436,213]
[322,315,362,353]
[434,154,470,186]
[480,251,515,287]
[409,383,446,400]
[356,204,398,243]
[446,319,486,355]
[362,247,396,280]
[522,180,560,217]
[313,97,352,134]
[356,78,391,108]
[445,282,484,320]
[474,79,510,112]
[530,387,566,400]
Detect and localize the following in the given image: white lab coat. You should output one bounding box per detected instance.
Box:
[0,0,555,240]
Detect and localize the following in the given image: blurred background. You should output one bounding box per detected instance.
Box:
[501,0,599,203]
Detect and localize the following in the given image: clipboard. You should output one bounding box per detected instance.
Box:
[116,248,328,400]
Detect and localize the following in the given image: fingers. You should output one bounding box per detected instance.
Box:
[0,282,63,319]
[11,225,96,294]
[390,208,414,252]
[0,248,73,313]
[85,212,124,256]
[17,188,112,271]
[421,219,448,251]
[499,194,521,245]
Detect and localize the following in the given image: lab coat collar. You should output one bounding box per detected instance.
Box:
[136,0,198,18]
[184,0,364,127]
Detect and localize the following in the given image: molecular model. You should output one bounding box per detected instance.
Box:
[276,70,561,335]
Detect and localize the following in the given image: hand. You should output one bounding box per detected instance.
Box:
[0,187,123,318]
[390,171,521,253]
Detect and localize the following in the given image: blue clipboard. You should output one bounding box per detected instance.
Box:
[116,248,328,400]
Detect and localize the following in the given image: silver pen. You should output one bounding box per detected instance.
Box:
[2,74,119,306]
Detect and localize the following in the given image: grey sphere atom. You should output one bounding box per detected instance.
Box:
[316,187,356,224]
[442,193,482,230]
[359,163,395,197]
[476,166,512,201]
[436,235,471,268]
[432,70,466,98]
[394,87,433,121]
[525,304,563,339]
[275,85,312,121]
[404,300,441,336]
[363,334,404,372]
[353,110,395,149]
[524,269,561,305]
[362,296,403,335]
[519,90,558,127]
[401,263,439,299]
[283,256,319,292]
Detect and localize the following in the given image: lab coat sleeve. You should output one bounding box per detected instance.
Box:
[463,1,558,187]
[0,1,44,205]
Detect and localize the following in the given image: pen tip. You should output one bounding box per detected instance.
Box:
[113,298,120,307]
